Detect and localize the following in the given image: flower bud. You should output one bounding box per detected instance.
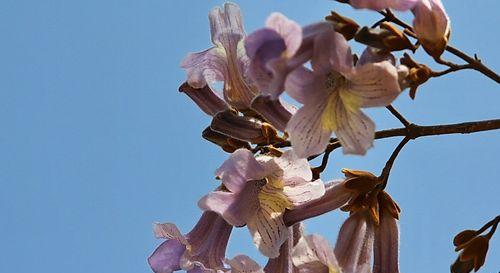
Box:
[412,0,451,58]
[453,230,477,248]
[325,11,360,40]
[354,22,415,53]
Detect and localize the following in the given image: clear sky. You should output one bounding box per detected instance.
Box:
[1,1,499,272]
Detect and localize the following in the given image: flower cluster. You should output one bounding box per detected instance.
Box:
[146,1,494,273]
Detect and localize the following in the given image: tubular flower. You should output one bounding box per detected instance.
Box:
[244,12,303,98]
[148,211,232,273]
[412,0,451,58]
[198,149,325,258]
[285,27,401,158]
[292,234,341,273]
[349,0,418,11]
[334,169,401,273]
[226,255,265,273]
[181,3,258,110]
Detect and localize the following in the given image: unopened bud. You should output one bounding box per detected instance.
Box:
[325,11,360,40]
[355,22,415,53]
[412,0,451,59]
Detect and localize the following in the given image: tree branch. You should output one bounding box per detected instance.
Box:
[386,105,411,127]
[376,9,500,83]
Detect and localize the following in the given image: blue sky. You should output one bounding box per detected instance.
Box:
[0,1,498,272]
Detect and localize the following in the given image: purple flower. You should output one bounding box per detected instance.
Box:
[292,234,341,273]
[226,255,264,273]
[244,13,303,98]
[181,3,258,110]
[412,0,450,58]
[285,27,401,158]
[198,149,325,258]
[334,169,402,273]
[349,0,418,11]
[148,211,232,273]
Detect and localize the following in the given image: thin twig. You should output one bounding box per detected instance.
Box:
[486,216,500,239]
[379,136,411,188]
[311,144,335,179]
[386,105,411,127]
[431,64,474,77]
[375,9,500,83]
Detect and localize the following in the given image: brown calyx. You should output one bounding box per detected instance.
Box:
[340,169,401,225]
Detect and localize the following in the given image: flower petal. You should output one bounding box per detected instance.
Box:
[283,178,325,207]
[284,180,353,226]
[412,0,450,58]
[334,213,371,273]
[292,234,339,273]
[247,204,289,258]
[266,13,302,57]
[245,28,286,94]
[216,149,266,193]
[312,28,353,75]
[286,92,332,158]
[346,61,401,108]
[275,150,313,181]
[148,239,186,273]
[198,182,262,227]
[153,223,189,245]
[226,255,264,273]
[181,47,227,89]
[209,3,245,47]
[186,213,233,271]
[334,106,375,155]
[357,47,396,66]
[373,213,400,273]
[350,0,418,11]
[284,66,324,105]
[209,3,258,109]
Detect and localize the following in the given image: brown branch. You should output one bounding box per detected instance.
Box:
[378,136,411,189]
[386,105,411,127]
[431,64,474,77]
[376,9,500,83]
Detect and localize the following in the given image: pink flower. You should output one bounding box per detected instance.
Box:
[181,3,258,110]
[244,13,303,98]
[334,169,401,273]
[412,0,451,58]
[198,149,325,258]
[285,26,401,158]
[148,212,232,273]
[226,255,265,273]
[292,234,341,273]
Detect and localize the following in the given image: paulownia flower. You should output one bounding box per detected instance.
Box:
[181,3,258,110]
[412,0,451,58]
[148,211,232,273]
[285,26,401,158]
[198,149,325,258]
[292,234,341,273]
[334,169,401,273]
[244,12,303,97]
[226,255,264,273]
[349,0,450,58]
